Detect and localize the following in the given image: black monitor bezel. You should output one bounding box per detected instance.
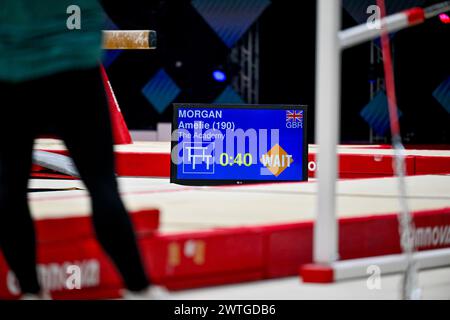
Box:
[170,103,308,186]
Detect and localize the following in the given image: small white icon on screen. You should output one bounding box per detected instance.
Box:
[183,142,215,174]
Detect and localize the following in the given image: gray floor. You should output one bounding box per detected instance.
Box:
[169,267,450,300]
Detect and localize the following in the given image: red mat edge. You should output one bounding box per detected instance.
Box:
[33,149,450,179]
[1,205,448,299]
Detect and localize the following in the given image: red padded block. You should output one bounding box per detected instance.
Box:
[308,153,416,179]
[34,148,172,178]
[37,238,124,300]
[131,209,161,235]
[339,215,401,260]
[300,208,450,283]
[34,146,448,179]
[339,154,415,177]
[307,154,316,178]
[36,216,94,243]
[34,148,172,177]
[0,253,15,299]
[163,271,264,291]
[115,152,171,177]
[339,209,450,260]
[262,222,313,278]
[53,287,122,300]
[0,209,159,300]
[300,264,334,283]
[258,209,450,280]
[415,156,450,175]
[0,235,126,300]
[140,228,265,289]
[265,215,402,280]
[339,173,388,179]
[411,208,450,251]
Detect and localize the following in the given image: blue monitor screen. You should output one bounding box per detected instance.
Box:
[170,104,308,185]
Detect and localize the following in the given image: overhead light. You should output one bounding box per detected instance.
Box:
[212,70,227,82]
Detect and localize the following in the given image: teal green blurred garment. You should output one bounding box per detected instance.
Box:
[0,0,105,82]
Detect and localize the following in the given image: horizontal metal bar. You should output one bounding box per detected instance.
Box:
[102,30,157,50]
[339,11,413,49]
[340,1,450,50]
[334,248,450,280]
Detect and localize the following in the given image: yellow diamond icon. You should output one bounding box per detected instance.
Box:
[261,144,294,177]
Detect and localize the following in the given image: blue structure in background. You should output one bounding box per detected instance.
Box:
[360,91,403,136]
[102,50,122,68]
[214,86,245,104]
[192,0,271,48]
[433,76,450,114]
[139,1,270,113]
[142,69,181,114]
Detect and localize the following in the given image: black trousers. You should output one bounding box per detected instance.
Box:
[0,67,149,294]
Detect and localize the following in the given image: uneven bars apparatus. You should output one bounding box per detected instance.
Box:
[33,30,156,176]
[301,1,450,284]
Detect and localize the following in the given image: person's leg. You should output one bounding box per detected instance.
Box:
[53,68,150,292]
[0,81,40,294]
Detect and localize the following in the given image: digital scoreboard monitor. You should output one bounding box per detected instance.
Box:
[171,104,308,186]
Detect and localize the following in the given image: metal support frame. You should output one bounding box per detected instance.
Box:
[231,22,260,104]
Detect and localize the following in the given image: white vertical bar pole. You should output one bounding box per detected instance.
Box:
[314,0,342,264]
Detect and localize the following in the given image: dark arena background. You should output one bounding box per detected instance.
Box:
[102,0,449,144]
[1,0,450,305]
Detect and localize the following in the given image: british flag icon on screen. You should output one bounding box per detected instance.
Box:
[286,110,303,128]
